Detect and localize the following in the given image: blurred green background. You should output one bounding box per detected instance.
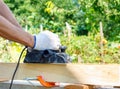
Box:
[0,0,120,63]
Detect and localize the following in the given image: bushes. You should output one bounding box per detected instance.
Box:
[0,38,25,63]
[0,38,11,62]
[4,0,120,41]
[0,31,119,63]
[60,34,120,63]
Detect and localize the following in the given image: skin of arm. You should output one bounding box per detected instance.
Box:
[0,15,34,47]
[0,0,22,29]
[0,0,34,48]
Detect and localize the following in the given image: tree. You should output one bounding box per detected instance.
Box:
[4,0,120,41]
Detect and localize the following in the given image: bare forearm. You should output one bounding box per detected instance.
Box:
[0,0,22,29]
[0,15,34,47]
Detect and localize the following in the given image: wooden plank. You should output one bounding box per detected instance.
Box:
[64,85,93,89]
[0,78,8,82]
[0,63,120,86]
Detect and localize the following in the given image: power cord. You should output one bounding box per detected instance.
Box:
[9,46,27,89]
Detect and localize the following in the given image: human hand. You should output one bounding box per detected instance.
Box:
[33,30,61,50]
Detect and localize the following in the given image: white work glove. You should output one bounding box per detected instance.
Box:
[33,30,61,50]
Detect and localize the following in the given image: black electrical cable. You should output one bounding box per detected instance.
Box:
[9,46,27,89]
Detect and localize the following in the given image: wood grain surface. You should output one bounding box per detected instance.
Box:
[0,63,119,86]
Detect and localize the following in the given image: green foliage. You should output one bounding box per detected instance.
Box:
[0,38,25,63]
[4,0,120,41]
[60,34,120,63]
[0,0,119,63]
[0,38,11,62]
[1,34,119,63]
